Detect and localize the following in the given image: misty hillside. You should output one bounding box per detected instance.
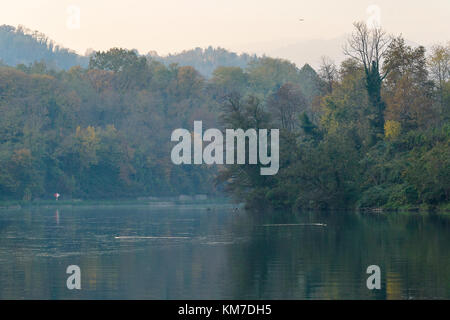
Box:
[0,25,88,70]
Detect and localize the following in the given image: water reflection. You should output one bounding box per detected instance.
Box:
[0,206,449,299]
[55,209,59,225]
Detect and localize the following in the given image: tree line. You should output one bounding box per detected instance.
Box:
[0,22,448,211]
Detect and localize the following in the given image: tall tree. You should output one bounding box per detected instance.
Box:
[428,43,450,113]
[344,21,392,139]
[383,37,434,130]
[318,56,337,94]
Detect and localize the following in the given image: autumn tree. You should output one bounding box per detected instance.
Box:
[344,21,392,139]
[383,37,434,130]
[89,48,150,90]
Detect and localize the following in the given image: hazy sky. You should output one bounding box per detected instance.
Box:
[1,0,449,56]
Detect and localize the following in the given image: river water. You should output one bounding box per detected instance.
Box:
[0,204,449,299]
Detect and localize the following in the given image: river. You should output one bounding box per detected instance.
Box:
[0,204,449,299]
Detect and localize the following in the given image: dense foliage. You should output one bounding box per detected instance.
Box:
[219,34,450,211]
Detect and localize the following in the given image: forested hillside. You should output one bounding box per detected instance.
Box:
[0,23,448,210]
[0,46,322,201]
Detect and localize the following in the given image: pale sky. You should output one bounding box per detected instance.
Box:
[1,0,449,56]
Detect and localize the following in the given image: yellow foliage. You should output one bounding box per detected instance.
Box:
[75,126,100,167]
[384,120,401,140]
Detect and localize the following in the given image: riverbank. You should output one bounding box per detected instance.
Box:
[0,197,235,210]
[1,198,448,214]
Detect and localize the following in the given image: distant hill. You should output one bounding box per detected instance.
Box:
[0,25,88,70]
[0,24,331,79]
[147,46,257,78]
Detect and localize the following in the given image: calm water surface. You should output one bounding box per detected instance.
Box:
[0,204,449,299]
